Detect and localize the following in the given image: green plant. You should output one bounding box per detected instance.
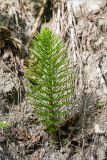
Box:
[26,28,74,134]
[96,100,104,109]
[62,138,69,146]
[0,121,10,129]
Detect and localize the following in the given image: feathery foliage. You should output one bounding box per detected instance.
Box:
[26,28,74,134]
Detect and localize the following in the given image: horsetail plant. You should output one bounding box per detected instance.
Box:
[26,28,74,134]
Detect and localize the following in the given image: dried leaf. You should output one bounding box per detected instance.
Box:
[0,27,12,38]
[0,40,5,48]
